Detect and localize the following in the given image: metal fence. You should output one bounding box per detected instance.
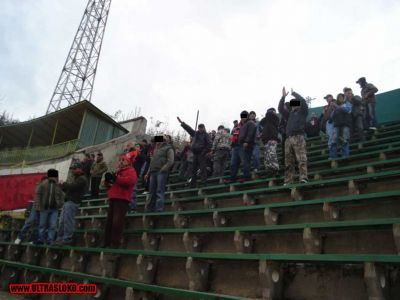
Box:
[0,140,78,166]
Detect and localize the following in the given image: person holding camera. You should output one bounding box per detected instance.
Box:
[103,154,137,248]
[278,87,309,185]
[144,135,175,212]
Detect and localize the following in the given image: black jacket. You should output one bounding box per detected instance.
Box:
[181,122,211,154]
[349,95,364,117]
[62,174,88,204]
[333,101,352,128]
[305,117,320,137]
[238,120,256,145]
[278,92,308,137]
[259,111,279,142]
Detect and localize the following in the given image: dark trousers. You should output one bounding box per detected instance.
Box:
[191,152,207,186]
[104,199,129,248]
[91,177,102,199]
[353,115,365,142]
[230,145,253,181]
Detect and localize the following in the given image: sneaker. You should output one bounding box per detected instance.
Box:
[253,169,259,173]
[142,191,149,195]
[14,238,22,245]
[223,179,235,184]
[369,126,377,130]
[300,179,308,184]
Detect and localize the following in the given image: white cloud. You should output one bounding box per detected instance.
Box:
[1,0,399,134]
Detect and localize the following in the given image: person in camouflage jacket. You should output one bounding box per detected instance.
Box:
[211,125,231,177]
[357,77,378,129]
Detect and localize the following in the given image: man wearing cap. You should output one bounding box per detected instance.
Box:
[357,77,378,130]
[144,135,174,212]
[90,152,108,199]
[55,162,88,245]
[35,169,64,244]
[260,108,280,176]
[103,153,137,248]
[320,94,337,157]
[177,117,212,187]
[278,87,309,185]
[211,125,231,178]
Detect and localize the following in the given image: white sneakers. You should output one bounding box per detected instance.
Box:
[14,238,22,245]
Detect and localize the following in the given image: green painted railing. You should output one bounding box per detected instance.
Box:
[0,139,78,166]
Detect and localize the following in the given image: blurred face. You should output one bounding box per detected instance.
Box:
[119,158,129,168]
[198,126,205,132]
[249,113,256,120]
[311,112,317,118]
[72,168,82,176]
[344,90,353,99]
[326,96,333,103]
[96,155,103,162]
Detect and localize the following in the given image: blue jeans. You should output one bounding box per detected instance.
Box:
[148,171,168,212]
[56,201,79,242]
[326,122,335,148]
[38,209,58,243]
[251,143,261,171]
[230,145,241,181]
[18,206,40,242]
[330,126,350,159]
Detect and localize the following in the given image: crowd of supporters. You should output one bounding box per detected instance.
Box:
[14,76,378,248]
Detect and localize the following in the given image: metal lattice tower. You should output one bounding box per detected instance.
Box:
[46,0,112,114]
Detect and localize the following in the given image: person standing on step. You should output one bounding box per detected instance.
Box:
[249,111,261,174]
[231,120,238,134]
[278,87,309,185]
[259,108,280,177]
[144,135,175,212]
[177,117,211,187]
[320,94,337,159]
[357,77,378,130]
[55,163,87,245]
[90,152,108,199]
[278,101,290,166]
[36,169,65,245]
[225,111,256,183]
[82,153,93,193]
[103,154,137,248]
[14,176,48,245]
[345,88,365,142]
[305,112,320,138]
[211,125,231,178]
[331,89,353,159]
[225,114,243,184]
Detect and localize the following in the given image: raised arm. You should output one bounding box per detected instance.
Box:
[278,87,290,118]
[177,117,196,137]
[292,90,308,116]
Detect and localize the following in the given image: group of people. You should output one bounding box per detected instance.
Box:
[14,76,378,248]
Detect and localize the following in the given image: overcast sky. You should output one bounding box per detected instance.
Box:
[1,0,400,135]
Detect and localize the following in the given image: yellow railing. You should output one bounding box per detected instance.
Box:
[0,140,78,166]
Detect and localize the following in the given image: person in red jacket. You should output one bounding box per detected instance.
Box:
[103,154,137,248]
